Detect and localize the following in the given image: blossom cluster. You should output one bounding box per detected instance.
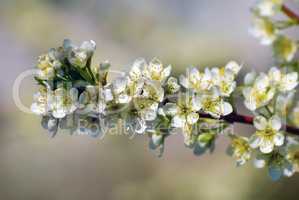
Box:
[30,38,299,181]
[29,0,299,181]
[234,0,299,180]
[250,0,298,63]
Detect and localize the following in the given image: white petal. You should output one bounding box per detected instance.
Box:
[52,108,66,119]
[103,89,113,102]
[244,71,256,85]
[188,67,201,82]
[158,108,166,116]
[254,115,267,130]
[118,94,131,104]
[260,139,274,154]
[86,85,97,99]
[221,102,233,116]
[69,88,78,101]
[255,73,269,91]
[113,77,127,94]
[191,95,202,111]
[179,75,189,88]
[242,87,252,99]
[31,103,46,115]
[249,135,262,148]
[135,118,147,134]
[225,61,241,75]
[254,158,266,168]
[284,167,295,177]
[130,58,146,80]
[268,67,281,83]
[148,58,163,73]
[269,115,282,130]
[280,72,298,91]
[274,132,284,146]
[80,40,96,54]
[171,115,186,128]
[163,103,178,116]
[162,65,172,80]
[187,112,199,124]
[141,102,158,121]
[98,100,106,114]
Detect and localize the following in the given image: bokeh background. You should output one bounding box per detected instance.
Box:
[1,0,299,199]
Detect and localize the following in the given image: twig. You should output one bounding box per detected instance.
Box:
[282,4,299,23]
[199,112,299,136]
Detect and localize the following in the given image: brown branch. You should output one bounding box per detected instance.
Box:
[282,4,299,23]
[199,113,299,136]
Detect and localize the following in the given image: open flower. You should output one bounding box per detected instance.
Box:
[249,115,285,154]
[268,67,298,92]
[111,76,132,104]
[31,87,53,115]
[227,135,252,166]
[50,87,79,118]
[131,79,164,121]
[166,94,201,128]
[165,77,180,94]
[143,58,171,84]
[254,0,283,17]
[64,39,96,68]
[163,93,201,144]
[273,36,298,62]
[78,85,100,114]
[243,72,276,111]
[210,61,241,97]
[129,58,171,84]
[250,17,277,45]
[180,67,213,92]
[200,89,233,118]
[37,48,62,80]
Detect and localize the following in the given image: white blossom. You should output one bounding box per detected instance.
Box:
[249,115,284,154]
[250,17,277,45]
[50,87,79,119]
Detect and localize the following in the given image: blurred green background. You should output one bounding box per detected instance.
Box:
[1,0,299,199]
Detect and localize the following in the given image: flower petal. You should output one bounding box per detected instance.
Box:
[244,71,257,85]
[254,158,266,168]
[163,103,178,116]
[171,115,186,128]
[269,115,282,130]
[254,115,267,130]
[225,61,241,75]
[249,134,262,148]
[179,75,189,88]
[260,139,274,154]
[187,112,199,124]
[221,102,233,116]
[274,132,284,146]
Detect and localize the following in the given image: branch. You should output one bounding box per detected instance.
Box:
[199,113,299,136]
[282,4,299,23]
